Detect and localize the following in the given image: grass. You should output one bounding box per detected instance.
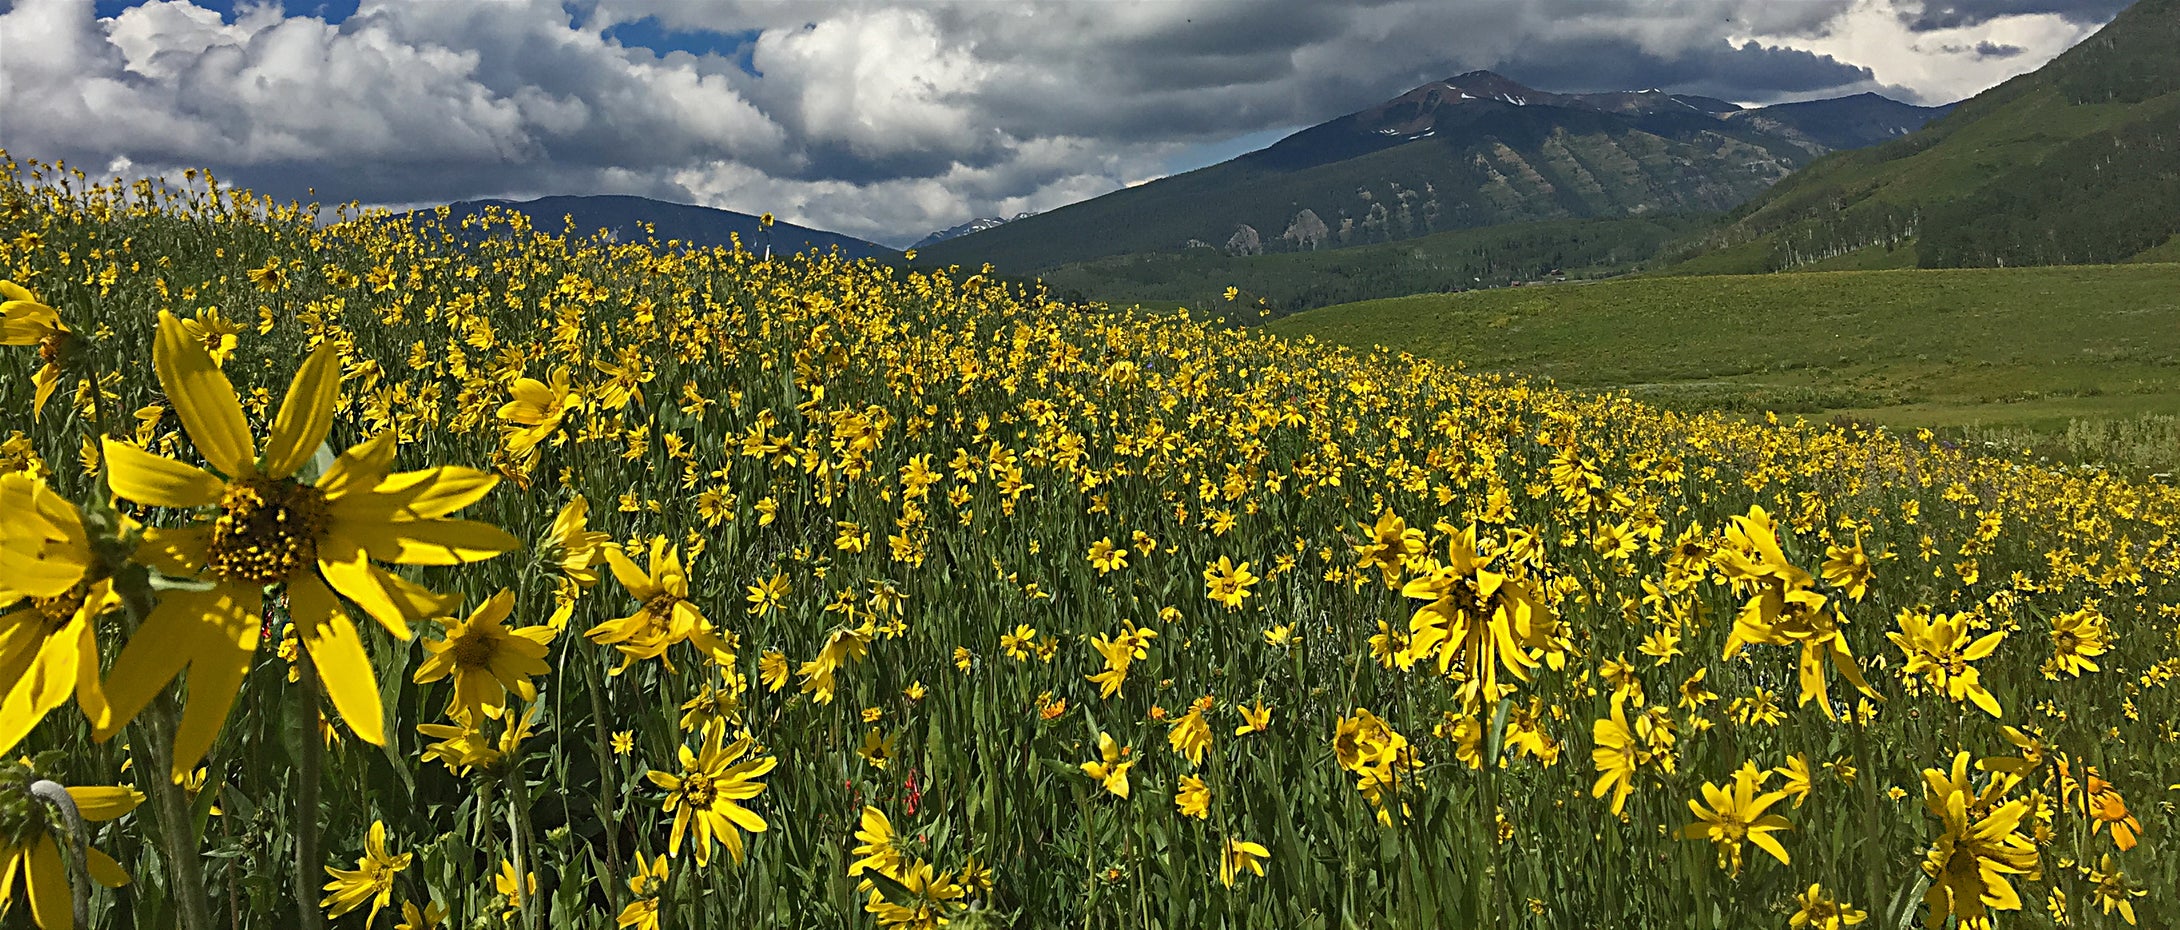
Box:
[1272,264,2180,467]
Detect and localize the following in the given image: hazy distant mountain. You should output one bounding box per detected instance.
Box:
[912,212,1037,250]
[1676,0,2180,271]
[1722,93,1957,155]
[922,71,1951,272]
[431,194,898,260]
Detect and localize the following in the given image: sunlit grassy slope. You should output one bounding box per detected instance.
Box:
[1271,265,2180,435]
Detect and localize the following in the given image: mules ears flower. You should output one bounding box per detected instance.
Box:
[1080,732,1134,799]
[1918,752,2038,929]
[647,721,775,867]
[413,589,553,723]
[1680,766,1792,877]
[94,311,518,779]
[615,853,669,930]
[588,537,732,674]
[0,772,140,930]
[1789,883,1866,929]
[1219,838,1269,888]
[0,473,115,755]
[320,820,410,923]
[0,281,69,422]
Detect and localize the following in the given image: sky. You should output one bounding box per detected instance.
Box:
[0,0,2129,247]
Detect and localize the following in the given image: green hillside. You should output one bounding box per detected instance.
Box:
[926,113,1792,272]
[1033,215,1703,316]
[1669,0,2180,272]
[1270,264,2180,449]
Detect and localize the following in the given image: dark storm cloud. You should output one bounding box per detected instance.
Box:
[0,0,2123,245]
[1898,0,2135,31]
[1483,37,1890,101]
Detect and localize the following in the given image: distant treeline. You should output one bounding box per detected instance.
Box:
[1027,215,1708,318]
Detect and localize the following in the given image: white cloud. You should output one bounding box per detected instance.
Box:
[1743,0,2097,103]
[0,0,2123,246]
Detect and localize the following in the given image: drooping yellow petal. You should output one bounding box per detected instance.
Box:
[93,589,220,740]
[292,572,385,745]
[167,606,261,781]
[26,834,71,930]
[261,341,342,480]
[102,439,225,509]
[316,544,421,641]
[154,310,254,477]
[94,586,260,779]
[84,847,129,888]
[30,366,59,424]
[0,474,90,600]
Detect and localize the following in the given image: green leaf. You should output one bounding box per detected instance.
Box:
[1485,696,1512,767]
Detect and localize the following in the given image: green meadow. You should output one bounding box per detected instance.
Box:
[1273,264,2180,470]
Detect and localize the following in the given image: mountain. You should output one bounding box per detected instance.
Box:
[912,212,1037,250]
[1670,0,2180,272]
[430,194,898,260]
[921,71,1950,272]
[1721,93,1956,154]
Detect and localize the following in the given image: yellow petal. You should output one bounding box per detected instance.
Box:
[103,439,225,509]
[317,432,396,500]
[155,310,255,477]
[31,366,58,424]
[27,834,72,930]
[84,846,129,888]
[134,525,212,577]
[317,543,445,640]
[1749,830,1792,866]
[166,591,262,780]
[343,466,500,521]
[0,474,89,600]
[93,589,224,740]
[64,786,142,823]
[293,573,385,746]
[339,518,520,567]
[603,546,657,599]
[262,341,341,480]
[0,298,61,344]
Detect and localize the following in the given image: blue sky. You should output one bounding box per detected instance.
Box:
[15,0,2121,246]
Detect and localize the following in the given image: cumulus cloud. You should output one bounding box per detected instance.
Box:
[0,0,2125,245]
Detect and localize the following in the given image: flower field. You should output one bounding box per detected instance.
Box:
[1,155,2175,930]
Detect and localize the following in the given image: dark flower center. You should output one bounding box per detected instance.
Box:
[207,477,329,585]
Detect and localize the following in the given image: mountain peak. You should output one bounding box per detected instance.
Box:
[1435,70,1543,102]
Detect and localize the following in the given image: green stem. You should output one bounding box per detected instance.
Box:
[582,644,625,902]
[293,649,327,930]
[106,562,215,930]
[505,759,541,930]
[29,780,90,930]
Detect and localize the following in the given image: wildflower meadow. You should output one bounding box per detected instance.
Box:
[0,156,2174,929]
